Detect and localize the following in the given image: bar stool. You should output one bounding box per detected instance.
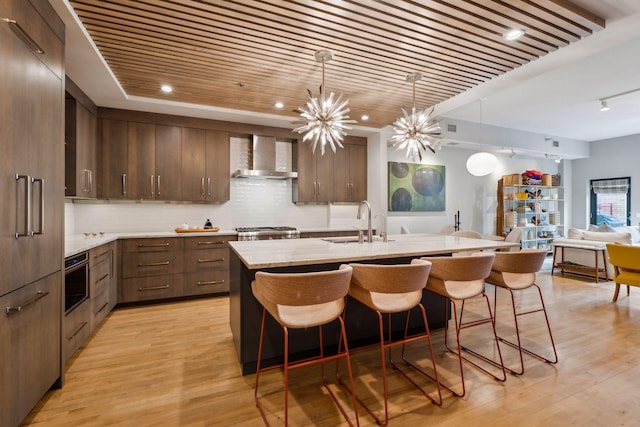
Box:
[421,253,505,398]
[252,265,359,426]
[485,249,558,375]
[341,259,441,426]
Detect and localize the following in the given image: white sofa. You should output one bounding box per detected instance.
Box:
[552,225,640,279]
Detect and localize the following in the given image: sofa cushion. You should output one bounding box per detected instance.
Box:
[567,228,583,239]
[613,226,640,244]
[580,230,632,244]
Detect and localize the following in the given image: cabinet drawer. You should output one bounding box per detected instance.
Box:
[122,238,183,253]
[184,270,229,296]
[121,274,184,303]
[90,258,111,296]
[90,288,110,330]
[184,235,229,251]
[63,298,91,362]
[1,273,61,426]
[185,247,228,271]
[122,252,183,278]
[89,244,112,269]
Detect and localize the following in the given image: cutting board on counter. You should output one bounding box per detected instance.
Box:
[174,227,220,233]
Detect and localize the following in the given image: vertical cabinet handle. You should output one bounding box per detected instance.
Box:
[122,174,127,196]
[201,177,205,198]
[312,181,317,196]
[83,169,89,193]
[150,175,154,197]
[89,170,93,194]
[15,174,31,238]
[157,175,161,197]
[32,177,44,235]
[317,182,320,196]
[207,177,212,198]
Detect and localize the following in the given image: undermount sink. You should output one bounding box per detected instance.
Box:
[321,236,393,244]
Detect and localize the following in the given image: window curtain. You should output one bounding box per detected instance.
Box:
[591,178,629,194]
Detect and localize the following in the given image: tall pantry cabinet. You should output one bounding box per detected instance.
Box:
[0,0,65,425]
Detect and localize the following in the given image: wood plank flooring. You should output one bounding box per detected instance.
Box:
[22,266,640,426]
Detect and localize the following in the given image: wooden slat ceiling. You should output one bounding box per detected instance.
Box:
[69,0,605,129]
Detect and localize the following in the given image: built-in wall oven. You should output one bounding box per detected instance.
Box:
[64,251,88,314]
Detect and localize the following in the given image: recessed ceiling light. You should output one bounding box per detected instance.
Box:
[161,84,173,93]
[503,29,525,41]
[274,101,284,109]
[600,100,610,111]
[361,114,369,121]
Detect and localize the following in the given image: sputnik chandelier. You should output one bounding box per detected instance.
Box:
[388,73,442,161]
[293,50,356,155]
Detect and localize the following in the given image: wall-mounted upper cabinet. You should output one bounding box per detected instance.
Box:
[293,141,334,203]
[293,139,367,204]
[182,128,230,202]
[333,143,367,203]
[65,78,98,199]
[98,110,230,203]
[100,119,128,199]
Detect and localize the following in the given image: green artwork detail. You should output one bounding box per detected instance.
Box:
[388,162,445,212]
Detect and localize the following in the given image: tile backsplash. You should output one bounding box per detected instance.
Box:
[68,179,366,235]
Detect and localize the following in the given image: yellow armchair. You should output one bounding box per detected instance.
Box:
[606,243,640,302]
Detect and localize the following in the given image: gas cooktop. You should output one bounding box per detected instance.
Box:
[235,226,300,241]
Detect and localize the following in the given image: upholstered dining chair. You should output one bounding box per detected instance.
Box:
[341,259,441,426]
[252,265,359,427]
[485,249,558,375]
[606,243,640,302]
[421,253,505,398]
[450,230,483,239]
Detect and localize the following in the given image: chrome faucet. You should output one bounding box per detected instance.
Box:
[357,200,373,243]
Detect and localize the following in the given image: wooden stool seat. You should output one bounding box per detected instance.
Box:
[486,249,558,375]
[252,265,359,426]
[422,253,506,398]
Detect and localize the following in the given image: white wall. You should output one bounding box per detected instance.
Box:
[571,133,640,229]
[383,138,560,235]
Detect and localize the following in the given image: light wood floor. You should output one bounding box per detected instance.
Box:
[23,266,640,426]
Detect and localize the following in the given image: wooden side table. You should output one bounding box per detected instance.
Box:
[551,243,609,283]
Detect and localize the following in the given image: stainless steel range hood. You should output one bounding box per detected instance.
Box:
[232,135,298,179]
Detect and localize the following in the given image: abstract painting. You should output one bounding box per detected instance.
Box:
[388,162,445,212]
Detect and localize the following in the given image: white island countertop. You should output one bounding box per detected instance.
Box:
[229,233,518,269]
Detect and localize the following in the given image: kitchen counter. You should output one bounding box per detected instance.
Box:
[229,233,517,269]
[229,234,518,374]
[65,230,237,258]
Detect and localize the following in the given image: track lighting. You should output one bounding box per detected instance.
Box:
[600,100,610,111]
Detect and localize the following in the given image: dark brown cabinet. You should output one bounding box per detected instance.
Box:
[154,125,182,200]
[100,119,129,199]
[1,273,62,427]
[333,143,367,203]
[120,238,185,302]
[65,97,97,198]
[100,114,232,202]
[293,141,334,203]
[181,128,230,202]
[101,122,183,200]
[1,1,65,423]
[89,241,117,329]
[184,236,230,295]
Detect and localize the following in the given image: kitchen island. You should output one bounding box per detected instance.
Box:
[229,234,517,374]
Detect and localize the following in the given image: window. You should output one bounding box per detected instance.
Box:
[589,177,630,226]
